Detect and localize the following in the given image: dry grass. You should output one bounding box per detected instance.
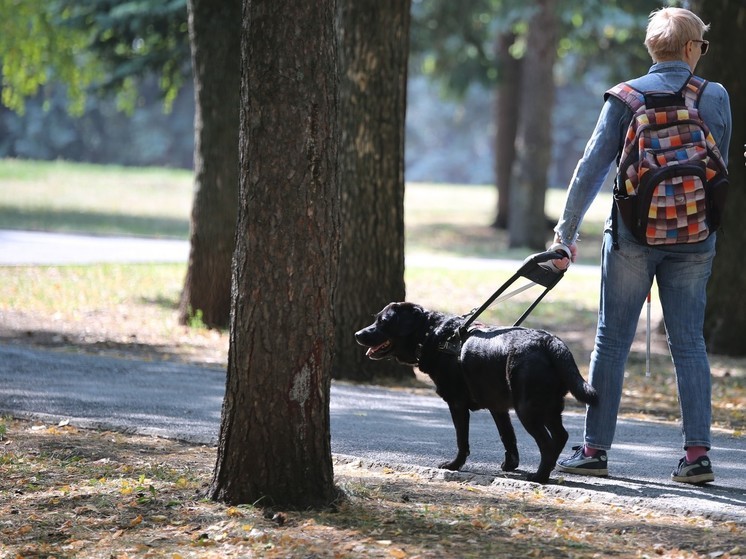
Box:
[1,419,744,559]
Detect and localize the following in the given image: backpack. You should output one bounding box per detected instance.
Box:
[606,75,729,247]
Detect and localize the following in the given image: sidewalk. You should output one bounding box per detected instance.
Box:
[0,229,189,265]
[1,343,745,523]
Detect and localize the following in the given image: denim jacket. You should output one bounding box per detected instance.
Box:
[554,61,732,245]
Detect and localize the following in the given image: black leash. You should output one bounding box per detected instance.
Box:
[439,248,569,355]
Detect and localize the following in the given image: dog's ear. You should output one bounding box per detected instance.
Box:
[391,302,426,335]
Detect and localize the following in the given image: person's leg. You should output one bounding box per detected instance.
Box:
[656,236,716,453]
[583,228,655,451]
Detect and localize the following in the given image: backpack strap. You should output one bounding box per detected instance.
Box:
[605,83,645,113]
[605,82,643,249]
[681,74,709,108]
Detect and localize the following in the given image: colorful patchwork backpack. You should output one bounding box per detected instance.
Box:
[606,75,729,246]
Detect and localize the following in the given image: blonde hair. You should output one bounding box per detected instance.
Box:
[644,7,710,61]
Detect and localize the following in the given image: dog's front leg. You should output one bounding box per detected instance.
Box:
[489,409,519,471]
[440,401,470,470]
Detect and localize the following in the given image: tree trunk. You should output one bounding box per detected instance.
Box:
[332,0,411,381]
[178,0,240,329]
[508,0,558,249]
[210,0,340,508]
[492,31,521,230]
[697,1,746,355]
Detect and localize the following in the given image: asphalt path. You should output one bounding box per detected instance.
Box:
[1,344,745,523]
[1,230,744,522]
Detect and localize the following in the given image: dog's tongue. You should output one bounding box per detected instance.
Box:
[366,342,388,356]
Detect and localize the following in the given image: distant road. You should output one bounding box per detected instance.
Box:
[0,229,189,265]
[0,229,600,275]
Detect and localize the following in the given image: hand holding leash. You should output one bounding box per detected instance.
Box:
[544,242,575,272]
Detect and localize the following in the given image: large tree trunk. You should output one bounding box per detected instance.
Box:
[697,1,746,355]
[178,0,240,329]
[210,0,340,508]
[508,0,558,249]
[492,31,522,230]
[332,0,411,381]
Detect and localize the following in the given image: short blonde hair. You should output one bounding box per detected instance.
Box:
[644,7,710,61]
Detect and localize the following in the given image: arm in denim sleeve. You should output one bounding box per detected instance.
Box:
[554,96,631,245]
[699,81,731,166]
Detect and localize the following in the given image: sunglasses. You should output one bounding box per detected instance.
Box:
[691,39,709,55]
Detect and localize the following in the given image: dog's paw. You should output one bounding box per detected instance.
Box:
[526,472,550,484]
[501,452,519,472]
[438,459,464,471]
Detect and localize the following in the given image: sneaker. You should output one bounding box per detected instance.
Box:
[671,456,715,485]
[556,445,609,477]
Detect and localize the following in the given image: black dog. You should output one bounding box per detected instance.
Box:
[355,302,597,484]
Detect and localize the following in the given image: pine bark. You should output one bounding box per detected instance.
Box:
[332,0,411,380]
[697,1,746,355]
[508,0,558,249]
[179,0,240,329]
[492,31,522,230]
[210,0,340,507]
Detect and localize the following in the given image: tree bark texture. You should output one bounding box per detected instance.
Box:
[697,1,746,355]
[332,0,411,380]
[508,0,558,249]
[493,31,522,230]
[210,0,340,507]
[179,0,240,329]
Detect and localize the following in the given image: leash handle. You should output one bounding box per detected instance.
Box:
[459,248,567,334]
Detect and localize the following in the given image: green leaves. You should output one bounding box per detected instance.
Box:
[0,0,98,115]
[0,0,189,116]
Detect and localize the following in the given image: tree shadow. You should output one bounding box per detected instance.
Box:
[0,206,189,239]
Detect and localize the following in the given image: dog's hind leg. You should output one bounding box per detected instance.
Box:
[545,409,569,457]
[489,409,519,471]
[515,407,556,484]
[440,401,470,470]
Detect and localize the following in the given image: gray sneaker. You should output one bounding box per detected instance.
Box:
[556,445,609,477]
[671,456,715,485]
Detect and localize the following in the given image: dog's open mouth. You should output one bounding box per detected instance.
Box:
[366,340,392,358]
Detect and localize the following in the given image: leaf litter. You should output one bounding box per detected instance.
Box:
[1,419,743,558]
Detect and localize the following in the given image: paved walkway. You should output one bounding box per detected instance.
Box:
[0,229,601,276]
[1,344,745,522]
[0,229,189,265]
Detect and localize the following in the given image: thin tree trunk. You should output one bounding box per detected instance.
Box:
[508,0,558,249]
[332,0,411,381]
[493,31,521,230]
[179,0,240,329]
[210,0,340,508]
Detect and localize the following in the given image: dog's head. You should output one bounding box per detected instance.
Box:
[354,302,428,366]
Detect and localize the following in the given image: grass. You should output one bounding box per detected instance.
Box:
[0,158,606,262]
[0,159,192,238]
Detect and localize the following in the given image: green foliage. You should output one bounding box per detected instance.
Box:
[411,0,653,98]
[0,0,100,115]
[0,0,189,116]
[186,307,207,330]
[59,0,190,113]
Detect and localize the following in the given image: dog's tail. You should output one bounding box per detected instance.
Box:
[548,337,598,406]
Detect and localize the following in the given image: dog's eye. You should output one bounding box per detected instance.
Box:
[378,314,395,327]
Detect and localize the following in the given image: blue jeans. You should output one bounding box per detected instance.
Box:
[584,220,716,452]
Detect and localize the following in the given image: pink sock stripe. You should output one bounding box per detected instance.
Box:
[685,446,708,463]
